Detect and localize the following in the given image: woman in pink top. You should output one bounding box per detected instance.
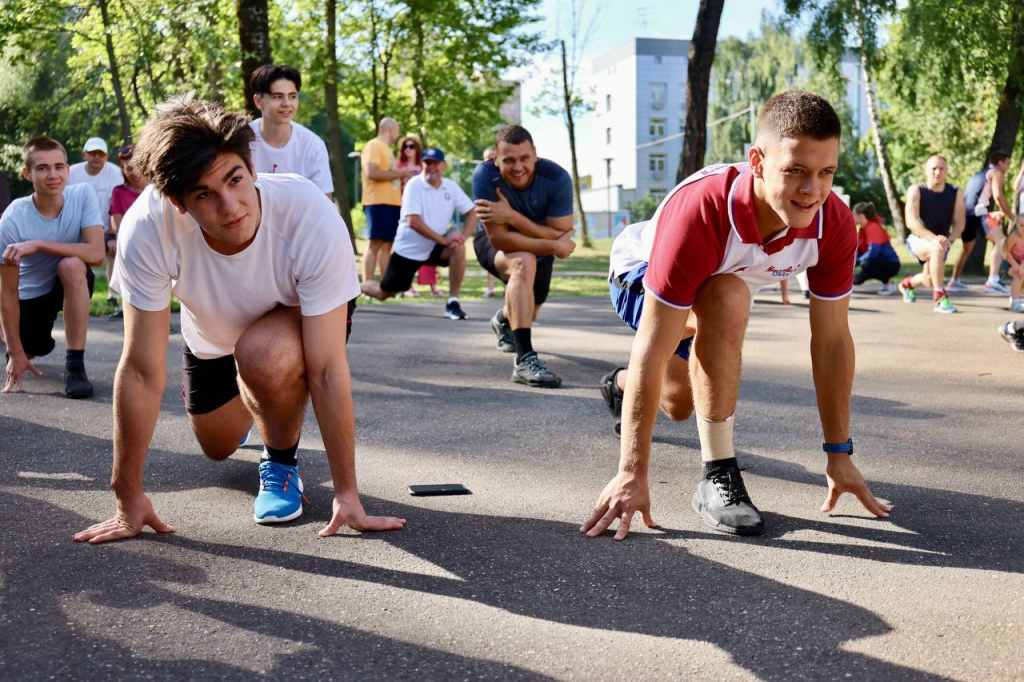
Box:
[107,145,149,317]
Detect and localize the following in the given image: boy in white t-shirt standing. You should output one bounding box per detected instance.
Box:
[361,148,477,319]
[74,95,406,544]
[248,64,333,198]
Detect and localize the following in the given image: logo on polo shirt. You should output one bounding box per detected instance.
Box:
[444,192,451,201]
[767,264,798,277]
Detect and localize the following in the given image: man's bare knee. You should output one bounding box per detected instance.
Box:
[199,440,236,461]
[56,257,86,283]
[507,252,537,281]
[661,400,693,422]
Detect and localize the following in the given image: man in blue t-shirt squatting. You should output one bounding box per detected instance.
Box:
[0,136,104,399]
[471,125,576,389]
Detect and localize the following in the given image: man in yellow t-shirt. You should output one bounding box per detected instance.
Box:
[361,117,416,282]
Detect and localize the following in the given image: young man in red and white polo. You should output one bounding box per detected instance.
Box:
[584,90,891,540]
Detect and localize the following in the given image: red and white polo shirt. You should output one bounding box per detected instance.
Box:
[609,163,856,308]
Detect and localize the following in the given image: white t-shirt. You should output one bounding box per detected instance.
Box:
[393,175,474,261]
[69,161,123,231]
[110,174,359,359]
[249,120,333,195]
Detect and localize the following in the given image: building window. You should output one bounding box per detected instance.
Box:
[606,94,611,112]
[606,127,611,144]
[650,83,667,110]
[654,55,662,65]
[650,189,667,202]
[650,154,666,178]
[649,118,666,139]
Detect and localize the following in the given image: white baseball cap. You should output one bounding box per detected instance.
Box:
[83,137,108,154]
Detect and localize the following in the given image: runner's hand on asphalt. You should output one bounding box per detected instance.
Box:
[4,354,42,393]
[73,491,174,544]
[581,471,656,541]
[821,454,891,518]
[552,229,577,259]
[318,490,407,537]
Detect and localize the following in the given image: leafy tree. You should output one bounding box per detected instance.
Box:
[237,0,272,115]
[678,0,725,182]
[627,194,661,223]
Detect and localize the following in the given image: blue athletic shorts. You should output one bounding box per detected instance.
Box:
[609,262,693,361]
[364,204,401,241]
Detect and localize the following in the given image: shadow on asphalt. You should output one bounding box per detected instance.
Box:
[5,412,1014,679]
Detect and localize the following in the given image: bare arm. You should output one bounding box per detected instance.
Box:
[582,295,690,540]
[949,188,966,242]
[992,168,1014,218]
[0,264,42,392]
[483,220,575,258]
[74,304,174,543]
[460,208,478,239]
[406,214,448,245]
[302,305,406,536]
[1,225,105,268]
[474,188,573,240]
[808,295,890,518]
[110,214,123,236]
[365,161,412,182]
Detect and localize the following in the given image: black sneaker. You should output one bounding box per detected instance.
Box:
[998,323,1024,352]
[444,300,467,320]
[64,364,94,399]
[691,465,764,536]
[511,353,562,388]
[490,310,515,353]
[109,308,124,320]
[599,367,625,435]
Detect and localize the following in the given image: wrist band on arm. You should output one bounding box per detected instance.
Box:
[822,438,854,455]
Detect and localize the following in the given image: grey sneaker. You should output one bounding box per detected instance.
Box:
[998,323,1024,352]
[511,353,562,388]
[692,465,765,536]
[599,367,625,435]
[490,310,515,353]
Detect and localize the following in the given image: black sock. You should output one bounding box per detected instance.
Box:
[66,349,84,368]
[496,309,508,325]
[512,328,534,362]
[261,442,299,467]
[703,457,738,475]
[1014,320,1024,333]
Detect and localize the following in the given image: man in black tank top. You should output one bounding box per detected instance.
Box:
[899,155,965,313]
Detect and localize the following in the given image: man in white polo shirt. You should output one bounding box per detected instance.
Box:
[69,136,123,308]
[248,64,333,198]
[361,147,477,320]
[74,95,406,543]
[584,90,890,542]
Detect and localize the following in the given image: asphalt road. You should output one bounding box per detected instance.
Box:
[2,283,1022,680]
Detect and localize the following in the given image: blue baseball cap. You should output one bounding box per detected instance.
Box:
[422,147,445,162]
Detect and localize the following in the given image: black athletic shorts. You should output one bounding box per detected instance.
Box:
[182,298,358,415]
[473,230,554,306]
[18,268,95,357]
[962,215,980,243]
[380,244,449,294]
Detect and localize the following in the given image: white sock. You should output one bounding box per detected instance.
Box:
[696,414,735,462]
[448,297,458,304]
[988,275,1000,285]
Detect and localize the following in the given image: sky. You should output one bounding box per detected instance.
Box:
[511,0,788,176]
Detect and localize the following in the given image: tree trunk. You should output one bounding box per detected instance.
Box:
[860,49,906,241]
[236,0,272,115]
[96,0,132,143]
[677,0,724,182]
[369,1,381,124]
[324,0,358,252]
[561,40,591,247]
[409,4,426,139]
[964,0,1024,274]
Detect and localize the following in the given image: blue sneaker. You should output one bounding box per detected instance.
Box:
[254,461,303,524]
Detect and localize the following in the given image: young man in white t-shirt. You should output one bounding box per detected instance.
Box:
[248,64,333,198]
[74,95,406,544]
[361,148,477,319]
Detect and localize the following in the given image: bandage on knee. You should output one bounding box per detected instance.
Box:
[696,414,735,462]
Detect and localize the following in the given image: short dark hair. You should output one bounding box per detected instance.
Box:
[251,64,301,95]
[495,125,534,148]
[988,150,1011,166]
[756,90,842,143]
[22,136,68,167]
[133,94,254,201]
[852,201,877,220]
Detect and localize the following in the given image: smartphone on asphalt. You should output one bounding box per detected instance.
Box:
[408,484,472,496]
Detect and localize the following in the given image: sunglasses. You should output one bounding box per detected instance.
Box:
[402,143,419,150]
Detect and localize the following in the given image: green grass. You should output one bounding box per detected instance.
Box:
[90,270,180,316]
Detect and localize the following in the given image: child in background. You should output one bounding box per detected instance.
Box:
[853,202,901,295]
